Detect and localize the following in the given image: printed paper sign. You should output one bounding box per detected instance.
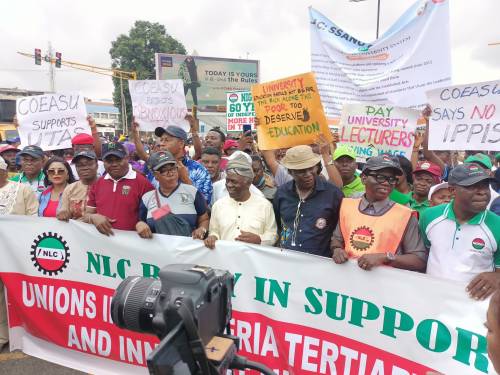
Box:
[0,216,494,375]
[16,92,90,151]
[427,80,500,151]
[129,79,189,132]
[226,91,255,133]
[252,72,332,150]
[310,1,451,117]
[339,103,419,161]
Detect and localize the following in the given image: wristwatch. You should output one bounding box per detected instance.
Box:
[385,252,396,263]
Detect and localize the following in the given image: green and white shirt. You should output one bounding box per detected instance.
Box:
[420,202,500,283]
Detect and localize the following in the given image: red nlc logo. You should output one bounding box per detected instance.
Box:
[31,232,70,276]
[471,238,485,250]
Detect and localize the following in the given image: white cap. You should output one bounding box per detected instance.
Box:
[0,156,7,171]
[428,182,449,201]
[227,150,252,164]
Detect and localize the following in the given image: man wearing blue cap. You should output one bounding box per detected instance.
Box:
[131,120,213,203]
[85,142,154,235]
[9,145,47,198]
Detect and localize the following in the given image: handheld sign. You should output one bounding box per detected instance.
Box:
[226,91,255,133]
[339,104,419,161]
[427,80,500,151]
[251,72,332,150]
[16,92,89,151]
[129,79,189,132]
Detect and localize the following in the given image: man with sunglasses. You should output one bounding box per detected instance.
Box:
[332,155,427,271]
[421,164,500,300]
[273,145,343,257]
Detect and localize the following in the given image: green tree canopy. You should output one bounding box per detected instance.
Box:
[109,21,186,132]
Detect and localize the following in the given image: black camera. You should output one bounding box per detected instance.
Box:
[111,264,273,375]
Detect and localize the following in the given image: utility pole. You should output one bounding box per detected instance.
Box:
[47,41,55,92]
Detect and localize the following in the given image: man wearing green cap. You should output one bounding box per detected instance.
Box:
[333,145,364,198]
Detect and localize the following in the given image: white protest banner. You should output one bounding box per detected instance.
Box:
[0,216,494,375]
[310,0,451,117]
[226,91,255,133]
[16,92,89,151]
[128,79,189,132]
[339,103,419,161]
[427,79,500,151]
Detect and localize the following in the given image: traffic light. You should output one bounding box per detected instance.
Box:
[55,52,62,68]
[34,48,41,65]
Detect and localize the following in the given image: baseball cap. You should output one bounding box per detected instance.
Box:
[71,133,94,146]
[281,145,321,170]
[428,182,449,201]
[448,163,493,187]
[19,145,44,159]
[102,142,127,160]
[0,156,7,170]
[223,139,239,151]
[413,161,442,179]
[72,150,97,163]
[333,145,356,161]
[495,152,500,162]
[155,126,188,142]
[464,153,493,170]
[362,155,403,176]
[0,144,20,154]
[149,151,177,171]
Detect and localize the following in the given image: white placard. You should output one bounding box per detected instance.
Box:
[310,0,451,117]
[339,103,420,161]
[16,92,89,151]
[129,79,189,132]
[427,79,500,151]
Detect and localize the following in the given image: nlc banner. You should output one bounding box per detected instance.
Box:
[0,216,494,374]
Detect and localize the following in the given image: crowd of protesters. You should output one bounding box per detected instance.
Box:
[1,107,500,369]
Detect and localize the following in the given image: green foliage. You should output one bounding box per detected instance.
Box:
[109,21,186,131]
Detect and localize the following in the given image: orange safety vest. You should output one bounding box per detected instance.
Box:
[339,198,412,258]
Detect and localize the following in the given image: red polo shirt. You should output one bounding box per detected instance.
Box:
[87,167,154,231]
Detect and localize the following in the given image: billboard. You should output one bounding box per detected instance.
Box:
[155,54,259,112]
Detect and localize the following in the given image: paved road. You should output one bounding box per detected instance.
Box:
[0,345,85,374]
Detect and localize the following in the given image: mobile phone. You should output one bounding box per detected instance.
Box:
[242,124,252,134]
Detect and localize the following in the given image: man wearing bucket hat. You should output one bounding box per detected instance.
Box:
[205,153,277,249]
[0,144,20,178]
[421,163,500,300]
[273,145,343,257]
[331,155,427,271]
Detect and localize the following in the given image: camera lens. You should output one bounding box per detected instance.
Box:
[111,276,161,334]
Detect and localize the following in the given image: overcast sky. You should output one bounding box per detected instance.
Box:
[1,0,499,100]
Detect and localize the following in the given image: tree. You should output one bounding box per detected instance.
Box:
[109,21,186,132]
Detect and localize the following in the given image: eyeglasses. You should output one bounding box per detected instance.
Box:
[367,173,397,185]
[158,166,178,176]
[47,168,67,176]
